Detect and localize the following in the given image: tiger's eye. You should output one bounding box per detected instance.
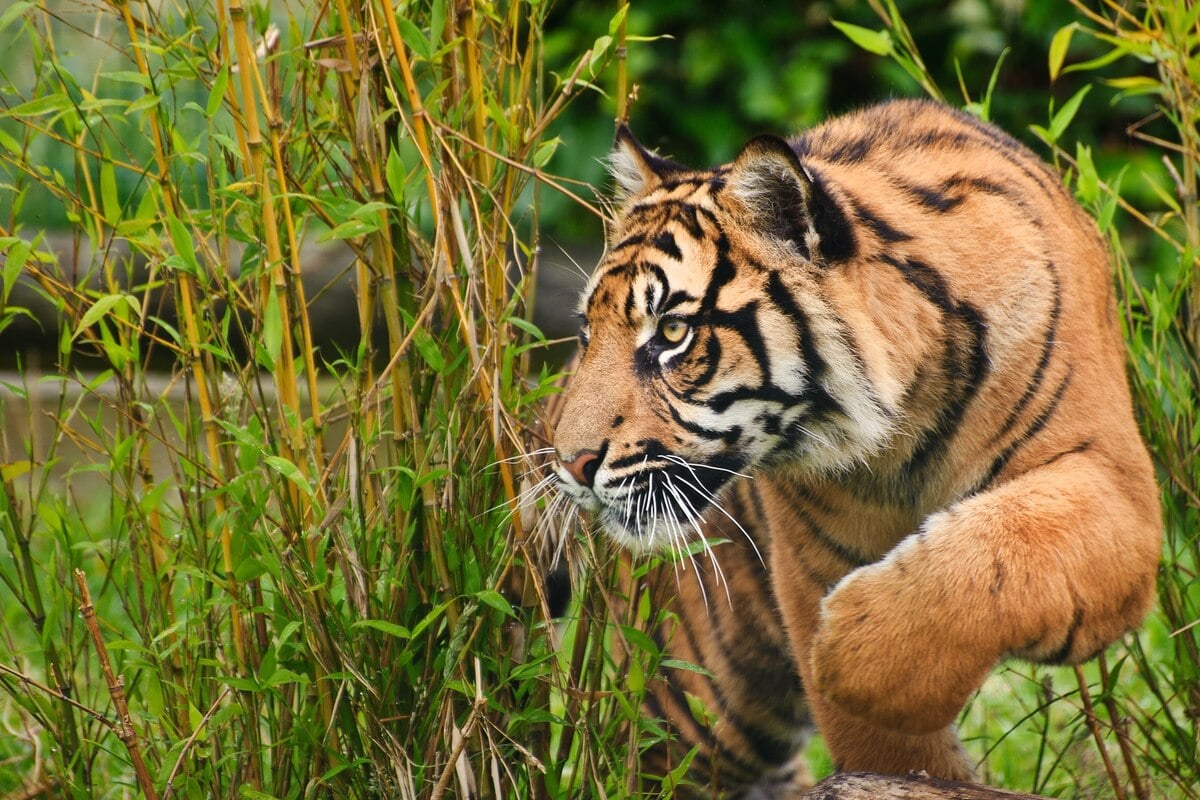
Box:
[658,318,690,344]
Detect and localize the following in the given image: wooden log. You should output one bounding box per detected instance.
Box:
[801,771,1052,799]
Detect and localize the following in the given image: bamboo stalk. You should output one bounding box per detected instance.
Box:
[112,0,247,678]
[615,0,629,122]
[1098,652,1149,800]
[74,570,160,800]
[1074,665,1128,800]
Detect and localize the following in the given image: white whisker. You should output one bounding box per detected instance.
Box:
[662,453,753,480]
[667,468,765,568]
[664,474,730,610]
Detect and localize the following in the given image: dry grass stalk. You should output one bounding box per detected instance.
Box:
[73,569,159,800]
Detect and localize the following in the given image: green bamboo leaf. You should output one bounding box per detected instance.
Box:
[264,668,309,687]
[476,590,515,618]
[397,17,432,62]
[0,128,18,156]
[831,20,893,56]
[1104,75,1162,97]
[430,0,447,45]
[661,658,714,677]
[6,93,72,117]
[607,4,628,36]
[259,285,282,370]
[100,157,120,222]
[505,316,544,339]
[1075,143,1099,206]
[73,294,139,341]
[2,237,31,301]
[1097,168,1124,233]
[1,460,32,481]
[127,93,162,114]
[0,2,33,31]
[264,455,313,497]
[1048,24,1076,81]
[350,618,412,638]
[589,34,613,74]
[385,147,406,206]
[411,324,445,373]
[208,66,229,118]
[318,217,379,241]
[166,214,200,274]
[104,70,152,88]
[533,137,560,169]
[1062,44,1131,75]
[1049,85,1091,141]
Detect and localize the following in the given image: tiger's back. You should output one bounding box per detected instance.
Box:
[539,99,1161,795]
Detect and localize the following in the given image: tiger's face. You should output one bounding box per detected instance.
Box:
[552,127,885,551]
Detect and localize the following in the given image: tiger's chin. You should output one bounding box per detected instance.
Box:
[595,506,707,556]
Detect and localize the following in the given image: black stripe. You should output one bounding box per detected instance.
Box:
[709,302,770,382]
[643,678,764,785]
[847,196,913,243]
[895,178,966,213]
[702,234,736,312]
[673,202,706,240]
[992,264,1062,444]
[646,263,670,314]
[667,402,740,444]
[662,289,699,314]
[879,254,989,473]
[1037,439,1093,469]
[679,611,804,769]
[824,134,875,164]
[672,332,721,392]
[652,230,682,261]
[941,174,1029,208]
[803,165,858,262]
[980,369,1073,489]
[613,233,645,251]
[796,505,872,568]
[921,116,1060,201]
[1042,606,1084,664]
[764,272,844,420]
[703,384,798,414]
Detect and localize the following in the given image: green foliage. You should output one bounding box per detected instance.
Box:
[0,1,671,797]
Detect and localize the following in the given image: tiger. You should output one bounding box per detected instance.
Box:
[535,98,1162,797]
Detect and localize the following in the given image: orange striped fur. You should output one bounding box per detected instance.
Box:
[537,99,1161,796]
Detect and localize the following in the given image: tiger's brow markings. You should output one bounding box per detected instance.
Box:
[661,288,699,315]
[651,230,683,261]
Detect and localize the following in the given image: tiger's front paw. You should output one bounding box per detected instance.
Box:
[808,552,999,735]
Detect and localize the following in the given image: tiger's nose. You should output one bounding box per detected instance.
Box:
[560,449,602,488]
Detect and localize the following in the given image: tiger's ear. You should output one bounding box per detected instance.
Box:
[608,124,685,198]
[725,135,820,257]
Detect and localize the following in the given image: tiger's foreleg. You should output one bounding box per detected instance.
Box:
[767,523,977,781]
[806,449,1160,744]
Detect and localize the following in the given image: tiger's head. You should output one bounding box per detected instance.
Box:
[552,126,891,551]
